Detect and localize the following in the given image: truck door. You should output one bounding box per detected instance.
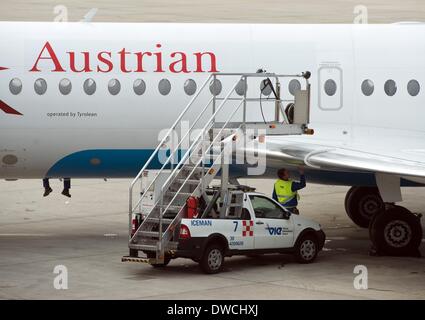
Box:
[228,209,255,251]
[248,195,294,249]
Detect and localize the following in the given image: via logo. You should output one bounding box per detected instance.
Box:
[265,224,283,235]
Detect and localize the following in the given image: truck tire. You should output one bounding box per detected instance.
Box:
[200,244,225,274]
[294,234,319,263]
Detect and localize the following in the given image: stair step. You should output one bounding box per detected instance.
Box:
[165,191,193,197]
[128,241,179,252]
[128,244,157,251]
[146,217,174,224]
[181,165,208,172]
[132,235,157,243]
[175,179,200,185]
[138,230,161,237]
[157,204,183,212]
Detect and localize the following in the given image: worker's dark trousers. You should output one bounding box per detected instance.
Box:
[43,178,71,190]
[63,178,71,190]
[43,178,50,189]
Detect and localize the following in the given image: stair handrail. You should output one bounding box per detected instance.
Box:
[128,74,213,216]
[129,77,243,244]
[159,109,244,241]
[159,77,243,198]
[129,96,215,215]
[156,93,245,238]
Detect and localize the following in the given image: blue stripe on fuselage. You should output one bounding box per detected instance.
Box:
[46,149,424,187]
[47,149,165,178]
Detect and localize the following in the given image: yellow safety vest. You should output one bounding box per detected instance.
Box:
[274,179,299,205]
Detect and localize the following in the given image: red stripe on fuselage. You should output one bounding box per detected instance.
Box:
[0,67,8,71]
[0,100,23,115]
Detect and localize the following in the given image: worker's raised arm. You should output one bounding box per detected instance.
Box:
[292,166,306,191]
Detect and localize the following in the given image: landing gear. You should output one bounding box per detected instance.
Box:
[345,187,384,228]
[369,205,422,257]
[345,187,422,256]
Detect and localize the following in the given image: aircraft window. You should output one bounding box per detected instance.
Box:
[9,78,22,95]
[133,79,146,95]
[384,80,397,96]
[2,154,18,165]
[324,79,337,96]
[108,79,121,95]
[260,79,272,96]
[84,78,96,95]
[158,79,171,95]
[407,80,420,96]
[235,79,247,96]
[209,79,222,96]
[184,79,197,96]
[34,78,47,95]
[59,78,72,95]
[361,79,374,96]
[288,79,301,96]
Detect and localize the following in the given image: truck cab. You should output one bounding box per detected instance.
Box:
[174,189,325,273]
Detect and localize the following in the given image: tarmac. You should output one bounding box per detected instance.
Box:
[1,0,424,23]
[0,178,424,299]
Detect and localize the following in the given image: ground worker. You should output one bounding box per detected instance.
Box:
[43,178,71,198]
[272,166,306,214]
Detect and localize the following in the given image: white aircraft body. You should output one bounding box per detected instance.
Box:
[0,22,424,255]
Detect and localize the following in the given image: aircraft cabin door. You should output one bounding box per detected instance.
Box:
[318,64,343,110]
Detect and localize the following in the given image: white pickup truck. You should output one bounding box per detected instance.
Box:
[171,190,325,274]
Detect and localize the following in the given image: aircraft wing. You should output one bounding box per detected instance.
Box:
[244,136,425,180]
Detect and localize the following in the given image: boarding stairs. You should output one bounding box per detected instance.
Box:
[123,72,312,264]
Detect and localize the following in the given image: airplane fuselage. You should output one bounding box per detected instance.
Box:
[1,22,424,186]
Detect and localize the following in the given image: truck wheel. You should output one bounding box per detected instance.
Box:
[200,244,224,274]
[295,234,318,263]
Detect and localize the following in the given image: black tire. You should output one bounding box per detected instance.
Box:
[294,233,319,264]
[200,244,225,274]
[370,206,423,256]
[368,203,395,241]
[346,187,384,228]
[146,252,171,268]
[344,186,357,214]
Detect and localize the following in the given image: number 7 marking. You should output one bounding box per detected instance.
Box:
[233,221,238,232]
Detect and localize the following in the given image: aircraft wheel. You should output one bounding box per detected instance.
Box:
[370,206,422,256]
[345,187,384,228]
